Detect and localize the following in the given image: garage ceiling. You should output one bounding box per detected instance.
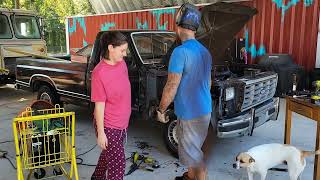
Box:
[89,0,250,14]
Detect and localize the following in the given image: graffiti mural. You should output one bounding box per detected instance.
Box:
[66,0,319,70]
[68,7,178,50]
[83,40,88,47]
[135,9,176,30]
[151,9,176,30]
[68,17,87,35]
[136,18,149,30]
[101,22,116,31]
[272,0,314,21]
[245,29,266,59]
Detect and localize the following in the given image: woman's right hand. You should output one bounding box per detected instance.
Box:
[97,131,108,150]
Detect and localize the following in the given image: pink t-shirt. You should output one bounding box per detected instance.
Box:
[91,59,131,130]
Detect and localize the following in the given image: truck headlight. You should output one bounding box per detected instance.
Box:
[225,87,235,101]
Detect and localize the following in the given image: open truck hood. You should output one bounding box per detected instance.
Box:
[197,2,257,64]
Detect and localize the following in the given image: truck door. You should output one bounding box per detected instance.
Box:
[0,14,12,75]
[86,33,102,101]
[124,45,139,110]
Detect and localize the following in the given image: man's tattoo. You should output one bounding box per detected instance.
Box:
[159,73,182,112]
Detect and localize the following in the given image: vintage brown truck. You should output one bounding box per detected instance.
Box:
[16,2,279,156]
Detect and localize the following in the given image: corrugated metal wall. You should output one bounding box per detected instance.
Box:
[67,0,319,70]
[241,0,319,70]
[89,0,235,14]
[67,7,177,51]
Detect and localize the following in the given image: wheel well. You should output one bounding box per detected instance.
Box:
[32,81,56,93]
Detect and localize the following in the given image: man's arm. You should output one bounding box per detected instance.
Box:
[159,73,182,112]
[209,74,212,90]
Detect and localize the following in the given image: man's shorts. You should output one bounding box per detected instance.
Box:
[177,113,211,167]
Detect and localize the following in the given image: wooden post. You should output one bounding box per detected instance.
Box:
[14,0,20,9]
[284,97,292,144]
[314,122,320,180]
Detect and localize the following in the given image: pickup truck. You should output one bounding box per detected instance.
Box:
[0,8,46,84]
[16,2,279,156]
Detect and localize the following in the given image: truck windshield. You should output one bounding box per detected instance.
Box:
[11,15,41,39]
[0,15,13,39]
[132,32,176,64]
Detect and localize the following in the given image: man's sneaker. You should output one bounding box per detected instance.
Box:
[175,172,194,180]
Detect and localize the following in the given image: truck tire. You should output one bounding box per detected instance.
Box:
[163,110,179,158]
[37,85,61,106]
[34,168,46,179]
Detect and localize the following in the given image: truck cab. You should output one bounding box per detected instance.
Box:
[0,8,46,84]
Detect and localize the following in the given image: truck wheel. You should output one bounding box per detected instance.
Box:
[53,167,63,176]
[163,111,179,158]
[34,168,46,179]
[37,85,60,106]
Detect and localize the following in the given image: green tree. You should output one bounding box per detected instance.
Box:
[0,0,14,8]
[0,0,94,53]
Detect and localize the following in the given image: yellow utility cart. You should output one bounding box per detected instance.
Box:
[12,101,78,180]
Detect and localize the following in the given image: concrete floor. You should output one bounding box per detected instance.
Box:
[0,84,316,180]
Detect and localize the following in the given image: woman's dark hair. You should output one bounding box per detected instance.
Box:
[99,31,127,60]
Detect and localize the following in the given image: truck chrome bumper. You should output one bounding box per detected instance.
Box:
[217,97,280,138]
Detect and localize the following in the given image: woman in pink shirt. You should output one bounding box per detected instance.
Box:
[91,31,131,180]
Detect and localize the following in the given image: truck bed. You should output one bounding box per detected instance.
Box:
[16,57,90,101]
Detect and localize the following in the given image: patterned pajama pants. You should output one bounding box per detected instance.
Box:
[91,128,126,180]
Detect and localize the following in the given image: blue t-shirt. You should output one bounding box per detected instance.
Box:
[169,39,212,120]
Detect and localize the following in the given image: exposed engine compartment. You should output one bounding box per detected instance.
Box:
[212,64,277,118]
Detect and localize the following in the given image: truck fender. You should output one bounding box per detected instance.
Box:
[29,74,57,92]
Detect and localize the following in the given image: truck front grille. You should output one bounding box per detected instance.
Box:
[241,74,278,111]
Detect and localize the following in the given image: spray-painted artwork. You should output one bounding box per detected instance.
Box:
[67,0,319,70]
[67,8,177,50]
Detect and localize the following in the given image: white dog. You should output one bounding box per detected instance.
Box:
[233,143,320,180]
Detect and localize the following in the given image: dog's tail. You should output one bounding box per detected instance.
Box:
[301,149,320,158]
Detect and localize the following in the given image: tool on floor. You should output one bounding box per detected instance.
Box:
[311,80,320,105]
[125,152,160,176]
[0,150,7,158]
